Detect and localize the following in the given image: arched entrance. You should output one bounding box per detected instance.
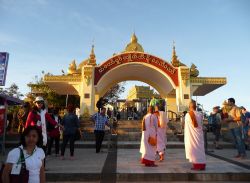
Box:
[94,52,178,99]
[79,51,190,115]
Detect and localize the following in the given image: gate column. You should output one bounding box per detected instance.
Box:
[176,66,191,112]
[80,65,96,116]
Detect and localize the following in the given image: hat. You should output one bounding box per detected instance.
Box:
[222,100,228,106]
[240,106,246,110]
[213,106,220,110]
[34,96,44,103]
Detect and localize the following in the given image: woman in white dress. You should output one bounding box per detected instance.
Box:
[140,106,158,167]
[154,105,168,161]
[2,126,45,183]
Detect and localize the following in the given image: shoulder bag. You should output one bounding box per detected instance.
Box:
[147,115,157,146]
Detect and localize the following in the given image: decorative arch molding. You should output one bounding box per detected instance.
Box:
[94,52,178,87]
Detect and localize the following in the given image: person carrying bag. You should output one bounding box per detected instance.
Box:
[10,147,29,183]
[140,106,158,167]
[142,115,157,146]
[0,148,29,183]
[1,126,45,183]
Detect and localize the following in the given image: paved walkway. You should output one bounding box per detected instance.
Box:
[46,149,108,173]
[210,148,250,166]
[44,148,250,182]
[1,146,250,182]
[117,149,250,174]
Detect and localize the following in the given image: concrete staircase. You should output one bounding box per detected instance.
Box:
[81,120,180,142]
[3,119,234,149]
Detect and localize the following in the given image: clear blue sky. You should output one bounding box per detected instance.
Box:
[0,0,249,111]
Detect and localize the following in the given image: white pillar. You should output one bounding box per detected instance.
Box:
[80,65,96,116]
[175,66,191,112]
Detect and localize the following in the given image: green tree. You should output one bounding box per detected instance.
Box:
[103,82,126,103]
[0,83,24,99]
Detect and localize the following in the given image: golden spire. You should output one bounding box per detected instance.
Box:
[88,45,96,66]
[172,41,176,56]
[131,32,138,43]
[68,59,77,74]
[124,32,144,52]
[171,41,180,67]
[171,42,186,67]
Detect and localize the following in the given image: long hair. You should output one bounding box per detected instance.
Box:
[20,126,43,148]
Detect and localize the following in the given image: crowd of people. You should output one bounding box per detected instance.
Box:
[1,96,81,183]
[140,97,250,170]
[1,96,249,182]
[208,98,249,159]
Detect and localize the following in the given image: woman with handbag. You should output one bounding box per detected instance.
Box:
[60,104,80,160]
[2,126,45,183]
[140,106,158,167]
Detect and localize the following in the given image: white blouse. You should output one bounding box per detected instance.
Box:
[6,146,45,183]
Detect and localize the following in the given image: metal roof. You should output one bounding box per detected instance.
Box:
[0,94,24,106]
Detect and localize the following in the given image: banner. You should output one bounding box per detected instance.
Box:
[0,107,5,136]
[0,52,9,86]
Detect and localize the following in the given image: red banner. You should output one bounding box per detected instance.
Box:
[94,52,178,86]
[0,108,5,135]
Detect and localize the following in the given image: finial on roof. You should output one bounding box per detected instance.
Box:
[124,32,144,52]
[131,32,138,43]
[68,59,77,74]
[88,44,96,66]
[171,41,180,67]
[91,45,95,56]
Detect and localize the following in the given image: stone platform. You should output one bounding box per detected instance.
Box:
[1,146,250,182]
[45,148,250,182]
[1,120,249,182]
[3,140,234,149]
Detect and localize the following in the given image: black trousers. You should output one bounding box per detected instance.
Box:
[94,130,105,153]
[47,136,60,155]
[61,134,75,156]
[213,124,221,142]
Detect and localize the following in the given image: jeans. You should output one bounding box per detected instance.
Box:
[243,126,249,140]
[47,136,60,155]
[61,134,75,156]
[230,127,246,155]
[213,124,221,142]
[94,130,105,153]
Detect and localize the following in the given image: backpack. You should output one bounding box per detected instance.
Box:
[208,113,217,125]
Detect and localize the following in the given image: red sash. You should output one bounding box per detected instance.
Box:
[189,111,198,128]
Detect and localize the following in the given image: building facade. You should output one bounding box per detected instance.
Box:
[44,33,227,116]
